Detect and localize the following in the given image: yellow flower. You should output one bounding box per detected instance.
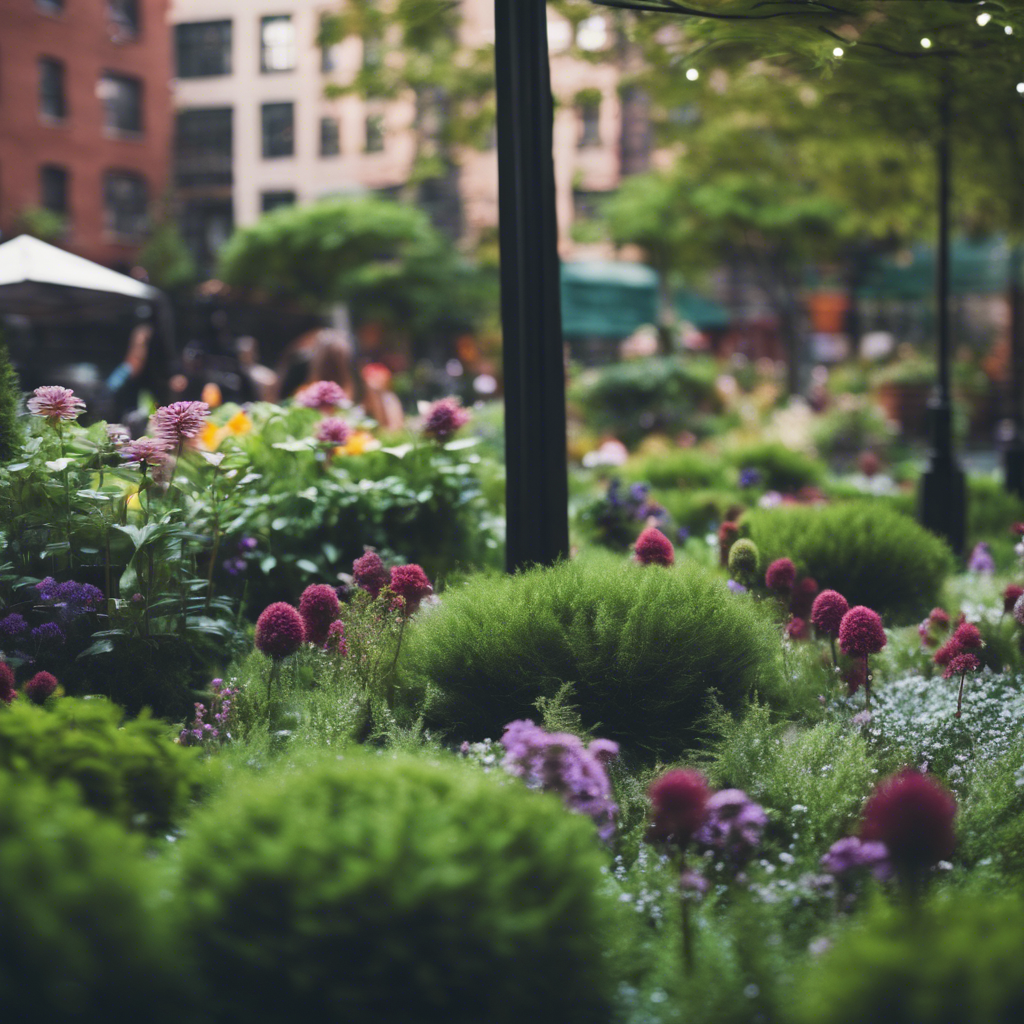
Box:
[126,490,142,512]
[340,431,379,456]
[199,421,225,451]
[226,410,252,436]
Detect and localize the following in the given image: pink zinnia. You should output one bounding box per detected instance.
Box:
[0,662,16,705]
[390,564,433,614]
[353,550,389,598]
[254,602,306,660]
[24,670,58,705]
[647,769,710,848]
[120,435,171,467]
[422,397,470,441]
[152,401,210,446]
[786,617,809,641]
[635,526,675,567]
[27,385,86,422]
[860,768,957,878]
[296,380,348,411]
[765,557,796,593]
[298,584,340,647]
[838,606,887,657]
[811,590,849,637]
[315,417,352,446]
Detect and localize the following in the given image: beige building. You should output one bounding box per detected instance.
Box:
[168,0,649,266]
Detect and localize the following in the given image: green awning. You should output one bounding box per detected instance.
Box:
[857,238,1012,300]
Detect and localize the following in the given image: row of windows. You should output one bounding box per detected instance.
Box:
[38,58,143,134]
[36,164,149,238]
[36,0,141,37]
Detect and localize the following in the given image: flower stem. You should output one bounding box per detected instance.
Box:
[681,895,695,977]
[956,671,966,719]
[864,654,872,710]
[267,658,282,731]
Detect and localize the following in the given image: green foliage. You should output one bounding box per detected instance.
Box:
[624,446,731,490]
[728,538,760,585]
[794,891,1024,1024]
[0,697,209,832]
[401,553,783,757]
[743,502,953,622]
[959,736,1024,875]
[811,398,898,460]
[967,474,1024,543]
[0,771,182,1022]
[726,441,824,492]
[136,220,198,292]
[15,205,66,243]
[0,338,22,464]
[178,750,619,1024]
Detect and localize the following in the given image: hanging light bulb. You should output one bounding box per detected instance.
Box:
[832,46,844,57]
[920,37,933,48]
[1017,82,1024,94]
[976,12,992,26]
[1006,25,1014,35]
[686,67,699,81]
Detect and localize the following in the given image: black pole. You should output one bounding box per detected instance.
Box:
[494,0,570,571]
[920,63,966,553]
[1005,243,1024,496]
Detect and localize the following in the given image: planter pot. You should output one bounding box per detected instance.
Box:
[875,382,932,438]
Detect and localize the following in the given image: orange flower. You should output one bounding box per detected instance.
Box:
[226,410,252,436]
[198,421,226,451]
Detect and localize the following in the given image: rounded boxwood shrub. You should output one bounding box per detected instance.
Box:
[623,447,731,490]
[0,771,182,1022]
[743,503,953,621]
[401,554,782,756]
[793,892,1024,1024]
[0,697,209,832]
[725,441,825,492]
[178,751,619,1024]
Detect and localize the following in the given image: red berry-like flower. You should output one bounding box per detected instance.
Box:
[718,521,739,566]
[1013,523,1024,538]
[951,622,982,650]
[1004,585,1024,615]
[786,617,809,640]
[352,550,390,598]
[635,526,675,567]
[765,558,796,593]
[934,638,958,668]
[860,768,957,877]
[647,769,710,848]
[811,590,849,637]
[929,607,951,629]
[790,576,819,618]
[254,602,306,660]
[838,606,887,657]
[944,651,979,681]
[0,662,16,705]
[389,564,433,614]
[322,619,348,655]
[298,584,340,647]
[24,671,58,705]
[422,397,470,441]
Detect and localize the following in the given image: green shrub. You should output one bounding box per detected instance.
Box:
[656,487,748,533]
[958,736,1024,875]
[811,399,897,459]
[178,751,619,1024]
[793,891,1024,1024]
[623,447,731,490]
[0,697,208,832]
[728,538,760,585]
[0,771,182,1022]
[743,502,953,622]
[725,442,825,492]
[967,474,1024,542]
[401,554,782,757]
[0,338,22,464]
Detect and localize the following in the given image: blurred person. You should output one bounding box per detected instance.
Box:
[236,336,278,403]
[277,327,355,401]
[361,362,404,432]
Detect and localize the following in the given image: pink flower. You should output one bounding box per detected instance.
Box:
[838,606,887,657]
[322,619,347,655]
[390,564,433,614]
[120,436,171,467]
[811,590,849,637]
[254,602,306,659]
[634,526,675,567]
[765,558,796,593]
[647,769,710,848]
[929,607,951,629]
[951,622,982,650]
[790,577,819,618]
[24,671,58,705]
[422,397,470,441]
[0,662,16,705]
[786,616,809,641]
[944,651,979,680]
[152,401,210,446]
[588,738,620,765]
[298,584,340,648]
[1004,585,1024,615]
[296,380,348,411]
[315,417,352,446]
[28,385,86,422]
[353,550,389,598]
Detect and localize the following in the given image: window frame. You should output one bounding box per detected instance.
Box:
[39,164,70,216]
[103,169,149,240]
[319,116,341,157]
[261,101,295,159]
[174,20,233,79]
[99,71,144,136]
[260,15,296,74]
[38,57,67,122]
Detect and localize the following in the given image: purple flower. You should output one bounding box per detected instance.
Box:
[629,482,650,504]
[35,577,59,602]
[695,789,768,866]
[968,542,996,575]
[315,417,352,446]
[31,622,65,647]
[27,385,86,422]
[152,401,210,446]
[820,836,891,881]
[0,613,28,640]
[726,579,748,595]
[223,557,248,576]
[179,678,238,747]
[422,397,470,441]
[254,602,305,659]
[676,526,690,543]
[239,536,258,552]
[322,619,348,655]
[24,670,59,705]
[121,435,171,467]
[739,467,762,488]
[296,380,349,411]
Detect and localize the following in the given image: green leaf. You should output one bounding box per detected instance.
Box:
[296,559,320,575]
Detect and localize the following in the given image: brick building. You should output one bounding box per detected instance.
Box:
[0,0,173,269]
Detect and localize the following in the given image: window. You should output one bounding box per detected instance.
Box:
[181,197,233,271]
[175,108,233,187]
[261,102,294,158]
[40,165,69,215]
[261,16,295,73]
[578,99,601,149]
[38,58,66,121]
[320,116,340,157]
[175,21,232,78]
[99,73,143,134]
[261,191,295,213]
[365,114,384,153]
[35,0,63,15]
[103,171,148,238]
[107,0,139,37]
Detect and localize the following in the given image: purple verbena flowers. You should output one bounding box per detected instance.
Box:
[179,678,239,748]
[694,788,769,867]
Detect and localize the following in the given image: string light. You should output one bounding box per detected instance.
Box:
[832,46,844,57]
[685,67,699,80]
[1006,25,1014,35]
[920,37,932,48]
[1017,82,1024,94]
[976,12,992,26]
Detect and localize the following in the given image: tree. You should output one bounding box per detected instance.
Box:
[136,221,198,294]
[0,338,23,464]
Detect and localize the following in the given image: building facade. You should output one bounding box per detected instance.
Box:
[168,0,649,267]
[0,0,173,268]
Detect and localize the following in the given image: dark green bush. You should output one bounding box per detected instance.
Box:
[959,737,1024,875]
[178,751,619,1024]
[0,697,208,832]
[656,487,748,533]
[793,891,1024,1024]
[623,447,731,490]
[743,503,953,622]
[725,441,825,492]
[0,771,182,1023]
[0,338,22,464]
[401,554,782,756]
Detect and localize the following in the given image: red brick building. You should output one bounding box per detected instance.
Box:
[0,0,172,269]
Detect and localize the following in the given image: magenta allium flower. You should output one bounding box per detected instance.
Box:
[838,606,887,657]
[315,417,352,446]
[695,788,768,866]
[790,576,819,618]
[24,671,58,705]
[945,651,979,681]
[296,380,348,411]
[820,836,891,880]
[254,602,306,660]
[810,590,849,637]
[120,435,171,467]
[718,521,739,566]
[298,584,340,647]
[1004,585,1024,616]
[322,619,347,655]
[786,617,809,641]
[647,769,710,848]
[390,564,433,614]
[634,526,675,567]
[765,557,796,593]
[353,550,390,598]
[422,397,470,441]
[860,768,957,879]
[0,663,16,705]
[152,401,210,446]
[27,385,86,422]
[929,607,950,629]
[951,621,983,651]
